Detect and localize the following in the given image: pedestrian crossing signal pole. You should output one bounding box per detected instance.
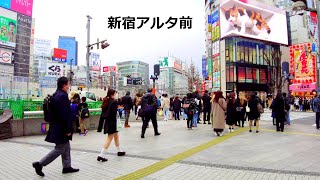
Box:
[150,75,158,95]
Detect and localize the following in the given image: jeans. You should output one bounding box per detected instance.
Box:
[193,111,199,127]
[174,110,180,120]
[39,141,71,168]
[286,111,291,125]
[163,108,169,119]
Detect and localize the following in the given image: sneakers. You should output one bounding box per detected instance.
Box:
[155,133,161,136]
[32,162,44,177]
[97,156,108,162]
[62,167,79,174]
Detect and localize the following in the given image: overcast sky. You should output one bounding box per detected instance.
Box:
[32,0,206,70]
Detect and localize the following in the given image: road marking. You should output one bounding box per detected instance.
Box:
[114,127,248,180]
[262,129,320,137]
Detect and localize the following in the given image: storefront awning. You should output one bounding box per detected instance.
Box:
[289,83,317,92]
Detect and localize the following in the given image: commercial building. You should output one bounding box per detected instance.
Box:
[102,66,117,90]
[116,61,149,96]
[157,56,189,96]
[58,36,78,66]
[205,0,290,99]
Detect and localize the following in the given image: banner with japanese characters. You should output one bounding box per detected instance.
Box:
[307,11,319,53]
[46,62,64,77]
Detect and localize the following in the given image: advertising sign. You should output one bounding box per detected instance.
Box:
[89,52,101,71]
[103,66,116,73]
[202,56,207,77]
[159,57,183,70]
[207,58,212,74]
[0,15,17,48]
[307,11,319,53]
[212,72,221,88]
[211,9,220,42]
[212,41,220,58]
[0,0,11,9]
[52,48,67,63]
[34,39,51,57]
[39,76,58,88]
[10,0,33,17]
[46,62,64,77]
[0,49,12,64]
[289,43,317,83]
[220,0,288,45]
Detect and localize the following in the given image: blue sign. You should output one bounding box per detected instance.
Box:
[211,10,219,24]
[202,57,207,77]
[52,57,67,63]
[208,15,211,24]
[0,0,11,9]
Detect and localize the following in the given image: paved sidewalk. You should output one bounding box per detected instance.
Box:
[1,113,320,180]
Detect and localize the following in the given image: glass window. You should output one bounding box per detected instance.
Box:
[246,67,253,83]
[260,69,267,84]
[238,67,246,83]
[244,42,249,63]
[230,66,235,82]
[236,42,241,62]
[226,66,230,82]
[240,42,245,63]
[229,40,234,62]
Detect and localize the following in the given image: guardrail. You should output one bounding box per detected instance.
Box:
[23,108,102,119]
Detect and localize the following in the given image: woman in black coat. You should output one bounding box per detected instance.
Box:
[273,92,286,132]
[226,92,237,132]
[173,96,182,120]
[97,89,126,162]
[248,93,261,133]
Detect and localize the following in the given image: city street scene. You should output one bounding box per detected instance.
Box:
[1,0,320,179]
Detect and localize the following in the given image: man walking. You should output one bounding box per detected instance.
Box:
[313,94,320,129]
[32,77,79,177]
[141,88,161,138]
[202,90,211,125]
[122,91,133,128]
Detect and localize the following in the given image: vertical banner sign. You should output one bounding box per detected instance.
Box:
[307,11,319,53]
[89,52,101,71]
[211,9,220,42]
[0,16,17,48]
[289,43,317,83]
[202,56,207,77]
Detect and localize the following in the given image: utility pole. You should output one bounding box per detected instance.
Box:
[69,58,73,91]
[86,15,92,91]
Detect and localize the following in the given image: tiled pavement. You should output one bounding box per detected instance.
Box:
[1,112,320,180]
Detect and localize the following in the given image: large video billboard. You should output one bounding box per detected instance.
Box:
[0,8,17,48]
[220,0,288,45]
[10,0,33,17]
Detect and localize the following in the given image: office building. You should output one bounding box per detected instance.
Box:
[58,36,78,66]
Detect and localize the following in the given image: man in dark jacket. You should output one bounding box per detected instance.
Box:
[121,91,133,128]
[32,77,79,177]
[202,90,212,124]
[141,88,161,138]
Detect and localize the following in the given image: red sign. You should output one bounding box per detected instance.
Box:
[103,66,116,72]
[53,48,67,59]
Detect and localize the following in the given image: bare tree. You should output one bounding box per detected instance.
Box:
[263,47,284,95]
[187,62,201,93]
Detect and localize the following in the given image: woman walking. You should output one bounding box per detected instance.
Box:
[273,92,286,132]
[97,89,126,162]
[226,92,237,132]
[161,94,170,121]
[248,93,261,133]
[235,93,247,127]
[211,91,226,136]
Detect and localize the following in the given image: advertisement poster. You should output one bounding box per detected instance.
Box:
[103,66,116,73]
[220,0,288,45]
[34,39,51,57]
[46,62,64,77]
[89,52,101,71]
[212,41,220,58]
[211,9,220,42]
[52,48,67,63]
[0,0,11,9]
[207,58,212,74]
[10,0,33,17]
[0,49,12,64]
[307,11,319,53]
[202,56,207,77]
[290,43,316,83]
[212,72,221,88]
[0,16,17,47]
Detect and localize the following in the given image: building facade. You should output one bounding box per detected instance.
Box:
[205,0,289,100]
[116,61,149,96]
[58,36,78,66]
[157,56,189,96]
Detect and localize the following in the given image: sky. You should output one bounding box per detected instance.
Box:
[32,0,206,71]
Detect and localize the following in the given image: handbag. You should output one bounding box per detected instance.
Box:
[257,103,264,113]
[116,117,123,131]
[246,105,250,113]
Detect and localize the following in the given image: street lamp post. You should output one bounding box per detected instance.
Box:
[86,15,92,91]
[69,58,73,91]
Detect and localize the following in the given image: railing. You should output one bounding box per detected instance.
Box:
[0,99,102,119]
[24,108,102,119]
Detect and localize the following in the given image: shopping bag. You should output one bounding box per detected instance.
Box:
[158,109,163,116]
[116,118,123,131]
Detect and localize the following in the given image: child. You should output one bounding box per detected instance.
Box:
[78,97,89,135]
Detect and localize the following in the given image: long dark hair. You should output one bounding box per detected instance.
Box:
[101,89,116,109]
[214,91,224,103]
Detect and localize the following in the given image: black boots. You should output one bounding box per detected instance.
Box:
[62,167,79,174]
[32,162,45,177]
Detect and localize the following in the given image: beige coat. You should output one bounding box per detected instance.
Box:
[211,98,227,129]
[161,97,170,109]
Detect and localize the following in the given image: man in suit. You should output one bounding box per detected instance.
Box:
[32,77,79,177]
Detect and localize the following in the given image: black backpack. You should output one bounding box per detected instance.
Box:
[80,106,90,119]
[43,94,55,123]
[140,95,156,117]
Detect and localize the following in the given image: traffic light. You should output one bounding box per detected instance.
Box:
[101,41,110,49]
[89,76,92,82]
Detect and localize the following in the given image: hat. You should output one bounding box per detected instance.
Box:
[126,91,130,95]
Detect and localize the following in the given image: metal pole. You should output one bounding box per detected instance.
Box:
[86,15,92,91]
[70,59,73,91]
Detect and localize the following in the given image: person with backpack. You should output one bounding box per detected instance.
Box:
[78,97,89,135]
[97,89,126,162]
[312,94,320,129]
[183,93,197,129]
[32,77,79,177]
[140,88,161,138]
[70,93,80,133]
